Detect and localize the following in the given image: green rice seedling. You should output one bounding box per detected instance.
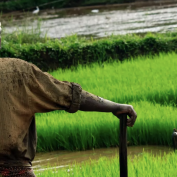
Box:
[35,150,177,177]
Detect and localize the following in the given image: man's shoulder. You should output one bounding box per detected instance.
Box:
[0,57,31,66]
[0,58,37,75]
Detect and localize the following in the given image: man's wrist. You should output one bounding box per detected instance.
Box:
[112,104,130,115]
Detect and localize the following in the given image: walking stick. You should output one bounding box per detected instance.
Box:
[119,114,128,177]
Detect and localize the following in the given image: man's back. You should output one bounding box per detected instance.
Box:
[0,58,82,166]
[0,58,37,166]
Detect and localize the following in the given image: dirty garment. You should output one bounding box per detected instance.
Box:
[0,166,35,177]
[0,58,82,168]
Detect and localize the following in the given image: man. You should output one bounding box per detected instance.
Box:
[0,57,137,176]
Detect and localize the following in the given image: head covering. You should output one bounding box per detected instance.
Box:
[0,22,1,49]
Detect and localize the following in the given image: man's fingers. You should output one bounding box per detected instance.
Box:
[127,119,131,124]
[114,104,137,127]
[127,108,137,126]
[127,119,133,126]
[127,115,137,127]
[127,122,133,127]
[126,117,132,125]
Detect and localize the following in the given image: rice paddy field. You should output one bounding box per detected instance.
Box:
[34,52,177,176]
[36,52,177,152]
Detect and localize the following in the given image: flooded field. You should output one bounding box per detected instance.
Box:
[33,145,173,172]
[2,2,177,38]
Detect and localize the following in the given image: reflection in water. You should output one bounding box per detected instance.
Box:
[3,4,177,38]
[33,145,173,172]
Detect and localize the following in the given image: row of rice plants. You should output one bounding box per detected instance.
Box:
[35,151,177,177]
[37,53,177,151]
[35,52,177,152]
[36,100,177,152]
[49,52,177,106]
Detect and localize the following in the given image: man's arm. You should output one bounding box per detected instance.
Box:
[27,63,137,126]
[79,90,137,127]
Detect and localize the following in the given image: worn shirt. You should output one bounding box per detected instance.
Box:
[0,58,82,167]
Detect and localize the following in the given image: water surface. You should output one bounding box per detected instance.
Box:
[3,3,177,38]
[33,145,173,172]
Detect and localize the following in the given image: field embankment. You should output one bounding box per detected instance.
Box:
[0,0,133,12]
[0,0,151,13]
[1,33,177,71]
[1,0,177,13]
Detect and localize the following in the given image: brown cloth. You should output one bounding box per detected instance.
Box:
[0,166,36,177]
[0,58,82,167]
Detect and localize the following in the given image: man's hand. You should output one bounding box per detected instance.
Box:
[113,105,137,127]
[79,90,137,127]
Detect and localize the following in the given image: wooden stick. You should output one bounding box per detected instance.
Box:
[119,114,128,177]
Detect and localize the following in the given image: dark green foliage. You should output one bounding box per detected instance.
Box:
[0,0,135,12]
[1,33,177,71]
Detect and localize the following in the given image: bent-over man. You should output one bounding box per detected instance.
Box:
[0,58,137,177]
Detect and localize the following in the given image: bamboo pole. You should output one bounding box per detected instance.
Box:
[119,114,128,177]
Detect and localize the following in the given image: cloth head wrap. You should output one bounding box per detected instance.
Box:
[0,22,1,48]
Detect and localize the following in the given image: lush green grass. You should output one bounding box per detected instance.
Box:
[35,150,177,177]
[36,52,177,152]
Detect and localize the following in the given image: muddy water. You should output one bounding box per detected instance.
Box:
[3,2,177,38]
[33,145,173,172]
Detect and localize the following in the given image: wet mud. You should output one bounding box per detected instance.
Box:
[33,145,173,172]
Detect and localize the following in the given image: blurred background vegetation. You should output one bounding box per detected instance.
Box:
[0,0,135,13]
